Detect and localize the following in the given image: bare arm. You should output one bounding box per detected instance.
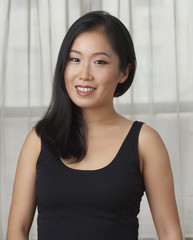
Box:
[6,129,41,240]
[139,124,183,240]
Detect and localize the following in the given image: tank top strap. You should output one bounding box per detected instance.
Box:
[118,121,144,174]
[39,138,47,156]
[129,121,144,140]
[119,121,144,154]
[36,138,52,168]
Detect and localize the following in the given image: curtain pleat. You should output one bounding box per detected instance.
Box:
[173,0,185,232]
[35,0,44,107]
[0,0,12,236]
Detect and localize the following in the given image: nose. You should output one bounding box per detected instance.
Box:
[78,62,94,81]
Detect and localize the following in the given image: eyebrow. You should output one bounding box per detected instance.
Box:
[69,50,111,58]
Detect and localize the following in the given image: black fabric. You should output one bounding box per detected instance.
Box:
[36,121,145,240]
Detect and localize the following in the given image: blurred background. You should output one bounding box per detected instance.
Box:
[0,0,193,239]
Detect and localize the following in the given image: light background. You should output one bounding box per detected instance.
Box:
[0,0,193,239]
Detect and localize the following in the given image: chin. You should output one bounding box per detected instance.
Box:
[70,99,93,109]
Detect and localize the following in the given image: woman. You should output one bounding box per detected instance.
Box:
[7,11,182,240]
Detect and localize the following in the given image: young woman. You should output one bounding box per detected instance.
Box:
[7,11,183,240]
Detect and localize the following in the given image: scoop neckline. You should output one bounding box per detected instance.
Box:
[57,121,136,173]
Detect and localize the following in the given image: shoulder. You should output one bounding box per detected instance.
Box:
[138,123,169,169]
[139,123,163,146]
[19,128,41,164]
[24,128,41,149]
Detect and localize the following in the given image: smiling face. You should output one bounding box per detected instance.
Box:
[64,29,129,110]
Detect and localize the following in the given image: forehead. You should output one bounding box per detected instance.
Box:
[70,30,115,53]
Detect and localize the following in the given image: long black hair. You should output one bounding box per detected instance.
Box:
[35,11,136,163]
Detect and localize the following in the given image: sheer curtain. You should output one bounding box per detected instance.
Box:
[0,0,193,239]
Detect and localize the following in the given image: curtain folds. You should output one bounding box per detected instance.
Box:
[1,0,193,239]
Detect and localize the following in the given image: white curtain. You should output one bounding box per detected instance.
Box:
[1,0,193,239]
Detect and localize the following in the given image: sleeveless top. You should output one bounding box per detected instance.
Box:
[36,121,145,240]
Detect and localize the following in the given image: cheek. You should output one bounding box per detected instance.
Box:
[100,70,120,88]
[64,67,74,86]
[64,73,73,98]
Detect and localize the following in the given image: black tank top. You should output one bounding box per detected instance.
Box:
[36,121,145,240]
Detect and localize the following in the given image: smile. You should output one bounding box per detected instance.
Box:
[75,85,96,96]
[76,87,95,92]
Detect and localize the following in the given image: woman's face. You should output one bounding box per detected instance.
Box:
[64,29,128,110]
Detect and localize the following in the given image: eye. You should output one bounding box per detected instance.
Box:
[69,58,80,62]
[94,60,107,65]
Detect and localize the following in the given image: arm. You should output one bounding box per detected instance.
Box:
[138,124,183,240]
[6,129,41,240]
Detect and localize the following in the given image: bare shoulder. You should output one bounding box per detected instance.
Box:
[19,128,41,164]
[138,123,169,167]
[25,127,41,144]
[139,123,164,141]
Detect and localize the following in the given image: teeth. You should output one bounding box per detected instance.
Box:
[77,87,95,92]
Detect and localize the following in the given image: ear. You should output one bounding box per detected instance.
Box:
[118,63,131,83]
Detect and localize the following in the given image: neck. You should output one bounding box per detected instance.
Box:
[82,105,119,129]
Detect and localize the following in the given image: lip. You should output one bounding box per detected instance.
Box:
[76,85,96,88]
[75,85,96,96]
